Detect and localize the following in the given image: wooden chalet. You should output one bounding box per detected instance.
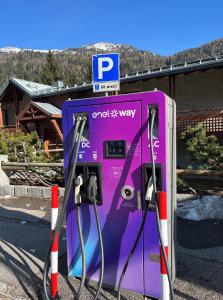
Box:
[0,54,223,163]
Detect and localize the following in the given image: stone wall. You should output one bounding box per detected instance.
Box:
[0,185,65,199]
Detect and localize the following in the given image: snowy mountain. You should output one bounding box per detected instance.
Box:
[0,42,156,55]
[84,42,122,51]
[0,47,22,53]
[0,43,122,54]
[0,39,223,86]
[0,47,62,54]
[0,42,163,86]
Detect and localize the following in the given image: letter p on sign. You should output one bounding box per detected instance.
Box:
[98,57,114,79]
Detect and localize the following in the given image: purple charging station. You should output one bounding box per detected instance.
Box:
[62,91,176,299]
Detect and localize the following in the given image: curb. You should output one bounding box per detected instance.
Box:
[177,193,201,201]
[0,185,65,199]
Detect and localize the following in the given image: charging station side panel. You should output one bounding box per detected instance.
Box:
[166,96,176,281]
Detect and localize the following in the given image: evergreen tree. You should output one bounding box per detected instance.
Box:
[64,69,77,86]
[40,50,62,85]
[180,123,223,170]
[83,60,92,82]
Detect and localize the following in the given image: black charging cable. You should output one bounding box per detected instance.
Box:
[149,108,175,300]
[76,204,87,298]
[42,116,86,300]
[74,175,87,299]
[88,175,104,300]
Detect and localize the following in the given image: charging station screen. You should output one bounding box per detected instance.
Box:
[104,140,126,158]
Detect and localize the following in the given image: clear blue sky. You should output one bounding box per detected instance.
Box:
[1,0,223,55]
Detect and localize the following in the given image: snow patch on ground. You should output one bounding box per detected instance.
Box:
[177,195,223,221]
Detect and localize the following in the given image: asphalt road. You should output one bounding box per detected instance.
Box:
[0,196,223,300]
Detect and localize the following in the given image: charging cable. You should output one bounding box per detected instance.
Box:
[74,174,87,299]
[88,175,104,300]
[42,116,86,300]
[117,185,151,300]
[118,107,175,300]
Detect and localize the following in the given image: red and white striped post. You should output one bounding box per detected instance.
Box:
[158,191,170,300]
[51,185,59,298]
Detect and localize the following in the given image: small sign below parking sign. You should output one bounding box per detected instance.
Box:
[92,53,120,93]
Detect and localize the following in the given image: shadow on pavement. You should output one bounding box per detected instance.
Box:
[0,238,42,299]
[177,217,223,249]
[0,206,66,299]
[174,290,197,300]
[176,217,223,298]
[58,253,130,300]
[1,204,223,299]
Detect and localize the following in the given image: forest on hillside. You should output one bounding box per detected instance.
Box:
[0,38,223,87]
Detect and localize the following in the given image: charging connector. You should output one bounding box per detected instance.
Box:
[87,174,98,203]
[74,175,84,205]
[145,176,154,202]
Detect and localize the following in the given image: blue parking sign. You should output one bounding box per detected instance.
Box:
[92,53,119,83]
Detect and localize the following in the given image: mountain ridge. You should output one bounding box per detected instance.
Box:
[0,42,157,55]
[0,39,223,86]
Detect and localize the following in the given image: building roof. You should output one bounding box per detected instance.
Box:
[177,108,223,134]
[31,53,223,99]
[0,77,57,98]
[13,78,57,95]
[32,102,61,116]
[1,53,223,100]
[16,101,62,123]
[177,108,223,121]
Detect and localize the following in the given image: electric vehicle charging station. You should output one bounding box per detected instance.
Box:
[58,90,176,300]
